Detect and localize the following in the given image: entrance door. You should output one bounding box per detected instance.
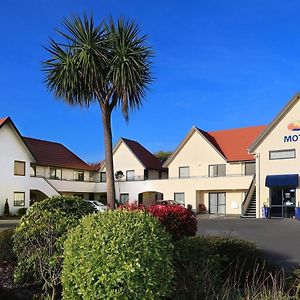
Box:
[209,193,226,214]
[270,188,296,218]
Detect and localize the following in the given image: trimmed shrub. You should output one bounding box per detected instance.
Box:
[4,199,10,216]
[0,229,16,265]
[13,196,95,299]
[17,208,27,217]
[147,204,197,240]
[173,236,278,299]
[62,210,174,299]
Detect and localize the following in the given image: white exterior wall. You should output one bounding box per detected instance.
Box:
[0,123,35,215]
[168,131,244,178]
[254,98,300,217]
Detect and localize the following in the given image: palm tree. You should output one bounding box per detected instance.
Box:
[43,15,153,208]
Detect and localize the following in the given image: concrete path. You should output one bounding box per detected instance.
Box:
[197,217,300,269]
[0,219,19,232]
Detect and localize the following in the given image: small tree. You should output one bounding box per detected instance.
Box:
[154,151,173,163]
[4,199,10,217]
[13,196,95,299]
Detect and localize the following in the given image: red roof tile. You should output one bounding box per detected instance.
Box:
[0,117,9,127]
[202,125,267,161]
[122,138,165,170]
[23,137,94,170]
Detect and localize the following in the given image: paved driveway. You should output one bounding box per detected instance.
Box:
[0,219,19,232]
[197,216,300,269]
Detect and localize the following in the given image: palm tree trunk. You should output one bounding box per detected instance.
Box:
[102,106,116,209]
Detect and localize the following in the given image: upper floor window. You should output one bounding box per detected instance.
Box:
[14,192,25,207]
[74,170,84,181]
[30,165,36,177]
[209,164,226,177]
[14,161,25,176]
[269,149,296,160]
[245,162,255,175]
[50,168,62,180]
[126,170,135,181]
[100,172,107,182]
[179,166,189,178]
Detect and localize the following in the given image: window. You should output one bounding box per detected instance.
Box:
[14,192,25,207]
[30,165,36,177]
[209,193,226,214]
[269,149,295,160]
[245,162,255,175]
[209,164,226,177]
[14,161,25,176]
[179,166,189,178]
[174,193,185,205]
[74,170,84,181]
[100,172,107,182]
[120,193,129,204]
[50,168,62,180]
[126,170,135,181]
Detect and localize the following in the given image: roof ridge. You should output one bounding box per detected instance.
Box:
[23,136,63,146]
[208,124,267,134]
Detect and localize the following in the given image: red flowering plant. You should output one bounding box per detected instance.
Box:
[147,204,197,240]
[118,200,145,211]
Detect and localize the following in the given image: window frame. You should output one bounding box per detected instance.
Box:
[174,192,185,205]
[244,162,255,175]
[126,170,135,181]
[120,193,129,204]
[269,149,296,160]
[50,168,62,180]
[100,172,107,182]
[14,160,25,176]
[14,192,25,207]
[179,166,190,178]
[74,170,84,182]
[208,164,226,177]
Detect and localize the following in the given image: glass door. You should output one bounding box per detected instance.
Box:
[209,193,226,214]
[270,188,296,218]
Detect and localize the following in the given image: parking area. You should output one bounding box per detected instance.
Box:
[0,219,19,232]
[197,216,300,269]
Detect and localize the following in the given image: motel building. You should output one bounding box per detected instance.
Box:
[1,93,300,219]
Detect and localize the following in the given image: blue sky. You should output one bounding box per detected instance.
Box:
[1,0,300,162]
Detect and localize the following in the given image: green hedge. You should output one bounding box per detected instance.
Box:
[62,210,175,299]
[0,229,16,265]
[173,236,277,299]
[13,196,96,298]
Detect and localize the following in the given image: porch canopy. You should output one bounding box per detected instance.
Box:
[265,174,299,188]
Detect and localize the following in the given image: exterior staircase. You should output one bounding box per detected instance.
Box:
[241,176,257,218]
[243,190,256,218]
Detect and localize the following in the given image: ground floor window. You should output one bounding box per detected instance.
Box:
[209,193,226,214]
[14,192,25,207]
[120,193,129,204]
[174,193,185,205]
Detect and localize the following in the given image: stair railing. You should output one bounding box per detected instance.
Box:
[241,175,256,216]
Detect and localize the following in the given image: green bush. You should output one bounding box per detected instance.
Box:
[4,199,10,216]
[0,229,16,265]
[13,196,95,299]
[173,236,278,299]
[17,208,27,217]
[62,210,174,300]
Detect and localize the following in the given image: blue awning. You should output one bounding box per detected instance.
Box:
[265,174,299,188]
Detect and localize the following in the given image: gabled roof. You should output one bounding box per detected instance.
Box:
[121,138,165,170]
[101,138,165,171]
[249,93,300,152]
[0,117,9,127]
[23,137,94,171]
[164,125,266,166]
[208,125,267,161]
